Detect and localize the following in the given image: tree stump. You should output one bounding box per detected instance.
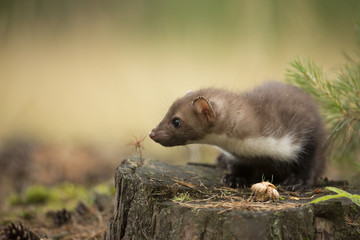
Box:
[105,157,360,240]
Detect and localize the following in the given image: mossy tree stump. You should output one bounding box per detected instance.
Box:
[105,157,360,240]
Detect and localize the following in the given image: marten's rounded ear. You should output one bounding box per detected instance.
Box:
[192,96,216,125]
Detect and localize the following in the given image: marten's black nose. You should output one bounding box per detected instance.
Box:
[149,131,156,139]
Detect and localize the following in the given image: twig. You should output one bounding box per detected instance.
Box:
[127,135,146,164]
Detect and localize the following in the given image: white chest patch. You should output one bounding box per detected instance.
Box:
[195,134,302,162]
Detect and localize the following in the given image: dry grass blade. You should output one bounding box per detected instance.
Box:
[174,194,301,213]
[173,179,196,188]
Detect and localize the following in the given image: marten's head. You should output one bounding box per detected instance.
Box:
[149,92,216,147]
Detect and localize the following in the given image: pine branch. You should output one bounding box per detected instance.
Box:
[286,58,360,167]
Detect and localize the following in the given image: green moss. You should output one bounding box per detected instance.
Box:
[110,186,116,196]
[25,185,52,204]
[20,211,34,220]
[271,218,282,240]
[6,193,24,206]
[173,192,192,202]
[50,182,89,209]
[5,182,110,210]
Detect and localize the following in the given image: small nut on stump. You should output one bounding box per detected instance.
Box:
[251,182,280,202]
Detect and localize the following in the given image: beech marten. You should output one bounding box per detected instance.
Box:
[149,82,326,189]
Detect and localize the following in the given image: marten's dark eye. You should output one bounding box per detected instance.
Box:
[172,118,181,128]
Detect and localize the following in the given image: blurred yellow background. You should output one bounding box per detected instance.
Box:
[0,1,358,164]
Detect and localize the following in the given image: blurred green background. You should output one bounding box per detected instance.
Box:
[0,1,359,186]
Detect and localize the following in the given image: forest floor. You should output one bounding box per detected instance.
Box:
[0,200,113,240]
[0,138,118,240]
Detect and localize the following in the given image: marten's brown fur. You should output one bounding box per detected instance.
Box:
[150,82,326,189]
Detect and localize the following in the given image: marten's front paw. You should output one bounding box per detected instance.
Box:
[222,174,248,188]
[282,174,306,191]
